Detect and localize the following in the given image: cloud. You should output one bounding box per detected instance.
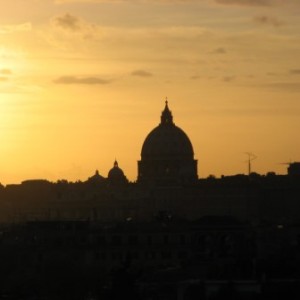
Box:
[223,76,235,82]
[290,69,300,75]
[0,23,32,34]
[214,0,297,7]
[259,82,300,92]
[131,70,153,77]
[190,75,201,80]
[204,107,300,117]
[53,14,82,31]
[54,0,109,2]
[62,0,188,2]
[0,84,42,94]
[54,0,204,3]
[42,14,99,51]
[0,69,12,75]
[210,47,227,54]
[215,0,270,5]
[47,15,206,46]
[54,76,112,85]
[53,0,296,5]
[266,72,279,76]
[51,13,97,39]
[254,15,285,27]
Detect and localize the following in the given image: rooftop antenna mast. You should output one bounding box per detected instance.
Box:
[245,152,257,175]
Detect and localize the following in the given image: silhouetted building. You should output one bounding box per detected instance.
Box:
[87,170,106,185]
[108,160,128,187]
[287,162,300,176]
[0,101,300,224]
[1,100,300,299]
[138,101,198,186]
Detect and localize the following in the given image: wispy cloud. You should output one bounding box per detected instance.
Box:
[131,70,153,77]
[53,14,82,32]
[42,14,208,59]
[254,15,285,27]
[0,23,32,34]
[50,13,97,38]
[0,84,42,94]
[214,0,299,7]
[54,0,115,2]
[210,47,227,54]
[0,69,12,82]
[223,75,235,82]
[0,69,12,75]
[54,0,175,3]
[289,69,300,75]
[215,0,272,6]
[54,0,207,3]
[259,82,300,92]
[52,0,297,6]
[202,107,300,117]
[266,72,279,76]
[190,75,202,80]
[54,76,112,84]
[41,13,99,51]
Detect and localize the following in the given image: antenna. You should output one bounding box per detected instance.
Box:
[245,152,257,175]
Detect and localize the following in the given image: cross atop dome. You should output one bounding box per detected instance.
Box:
[161,98,174,125]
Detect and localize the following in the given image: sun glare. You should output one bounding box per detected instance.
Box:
[0,46,29,74]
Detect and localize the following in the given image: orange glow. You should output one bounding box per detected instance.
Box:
[0,1,300,184]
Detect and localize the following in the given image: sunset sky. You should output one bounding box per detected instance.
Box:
[1,0,300,184]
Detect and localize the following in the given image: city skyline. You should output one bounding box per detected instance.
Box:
[1,0,300,184]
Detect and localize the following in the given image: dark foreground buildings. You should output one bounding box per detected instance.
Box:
[0,101,300,299]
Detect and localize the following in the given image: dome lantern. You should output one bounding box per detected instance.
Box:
[160,100,174,125]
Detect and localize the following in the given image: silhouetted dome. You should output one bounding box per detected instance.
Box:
[87,170,106,184]
[141,123,194,160]
[138,101,198,185]
[141,102,194,160]
[108,160,128,186]
[141,101,194,160]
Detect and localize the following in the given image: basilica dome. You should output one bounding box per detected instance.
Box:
[141,118,194,160]
[138,101,198,185]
